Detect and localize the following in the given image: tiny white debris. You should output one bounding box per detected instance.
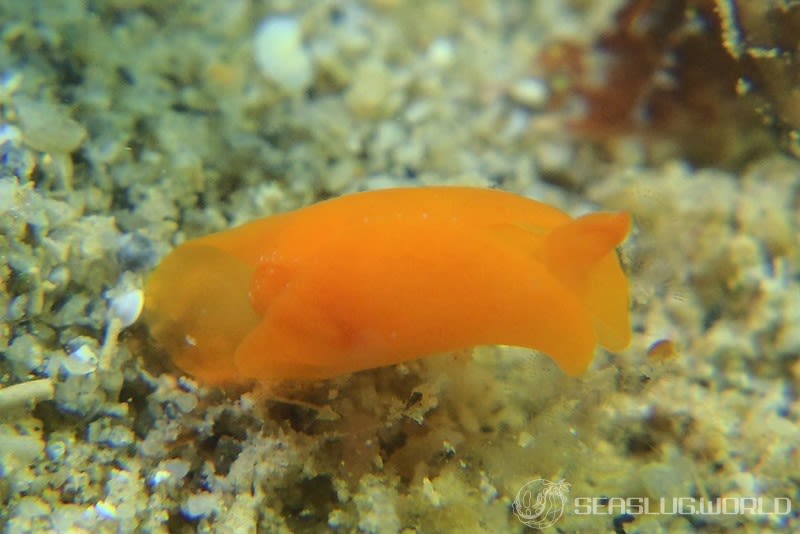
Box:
[501,109,531,140]
[422,477,443,507]
[94,500,118,520]
[46,441,66,462]
[517,431,534,448]
[535,140,573,173]
[0,123,22,144]
[509,77,549,109]
[404,100,432,124]
[0,70,23,102]
[254,16,314,93]
[69,345,97,367]
[63,344,97,376]
[164,459,191,478]
[150,470,172,487]
[239,392,257,410]
[151,459,190,488]
[71,344,97,365]
[182,493,220,519]
[442,440,456,456]
[480,471,499,503]
[47,265,70,287]
[427,38,455,68]
[108,289,144,328]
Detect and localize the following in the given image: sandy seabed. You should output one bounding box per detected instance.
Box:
[0,1,798,532]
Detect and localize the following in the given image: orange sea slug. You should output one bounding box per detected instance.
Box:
[143,187,632,385]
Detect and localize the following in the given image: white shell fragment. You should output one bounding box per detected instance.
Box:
[108,289,144,328]
[253,16,314,93]
[63,344,98,376]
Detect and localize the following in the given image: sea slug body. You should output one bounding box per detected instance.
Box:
[143,187,632,385]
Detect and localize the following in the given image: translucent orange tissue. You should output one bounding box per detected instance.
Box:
[143,187,632,385]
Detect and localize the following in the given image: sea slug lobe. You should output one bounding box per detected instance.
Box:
[143,187,632,385]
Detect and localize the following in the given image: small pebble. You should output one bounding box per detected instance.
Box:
[182,493,220,519]
[14,97,87,153]
[45,441,66,462]
[253,16,314,93]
